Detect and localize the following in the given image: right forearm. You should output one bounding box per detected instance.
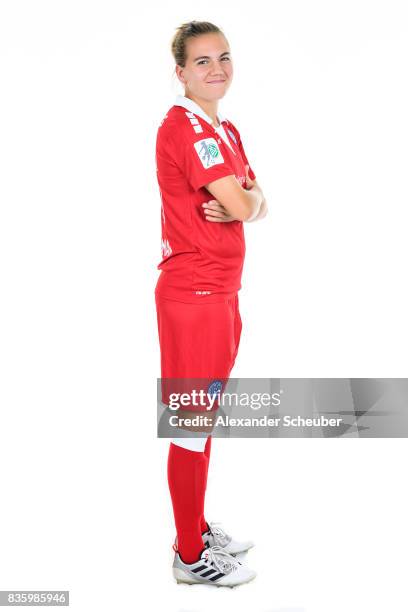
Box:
[205,175,264,223]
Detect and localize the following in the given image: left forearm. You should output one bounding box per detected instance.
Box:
[245,197,268,222]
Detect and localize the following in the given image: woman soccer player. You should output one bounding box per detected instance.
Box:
[155,21,267,587]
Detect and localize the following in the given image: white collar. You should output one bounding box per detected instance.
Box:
[175,94,226,126]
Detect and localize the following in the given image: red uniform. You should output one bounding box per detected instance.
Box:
[155,95,256,565]
[155,95,255,408]
[155,95,256,304]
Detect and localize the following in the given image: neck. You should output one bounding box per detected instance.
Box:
[185,92,220,127]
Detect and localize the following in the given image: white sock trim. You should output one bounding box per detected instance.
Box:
[171,437,208,452]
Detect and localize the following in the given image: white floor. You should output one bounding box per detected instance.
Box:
[0,430,407,611]
[150,438,408,612]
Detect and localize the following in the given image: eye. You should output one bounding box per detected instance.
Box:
[197,57,231,65]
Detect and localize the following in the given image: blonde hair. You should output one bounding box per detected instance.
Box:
[171,21,226,67]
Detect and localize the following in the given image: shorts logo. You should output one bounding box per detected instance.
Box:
[207,380,223,397]
[194,138,224,169]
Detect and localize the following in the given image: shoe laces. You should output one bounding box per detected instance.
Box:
[208,522,229,545]
[205,545,239,574]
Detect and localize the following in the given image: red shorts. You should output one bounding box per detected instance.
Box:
[155,293,242,411]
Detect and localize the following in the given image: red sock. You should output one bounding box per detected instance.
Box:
[200,436,212,533]
[167,442,207,564]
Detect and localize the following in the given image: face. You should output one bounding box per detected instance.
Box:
[176,33,233,101]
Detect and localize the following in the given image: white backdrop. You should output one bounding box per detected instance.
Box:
[0,1,407,611]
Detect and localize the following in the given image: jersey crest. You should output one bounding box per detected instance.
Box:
[194,138,224,169]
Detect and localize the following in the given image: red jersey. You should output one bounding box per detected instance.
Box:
[155,95,256,304]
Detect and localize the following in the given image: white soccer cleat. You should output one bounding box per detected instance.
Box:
[173,545,256,587]
[202,522,255,555]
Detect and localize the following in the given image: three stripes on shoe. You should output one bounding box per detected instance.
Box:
[191,562,225,582]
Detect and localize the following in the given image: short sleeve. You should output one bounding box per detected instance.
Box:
[182,136,235,192]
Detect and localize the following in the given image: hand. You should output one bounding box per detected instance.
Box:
[245,164,255,190]
[202,199,237,222]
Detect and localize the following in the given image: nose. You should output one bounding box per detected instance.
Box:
[208,59,227,74]
[210,60,228,72]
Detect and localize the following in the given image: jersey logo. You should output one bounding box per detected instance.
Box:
[194,138,224,168]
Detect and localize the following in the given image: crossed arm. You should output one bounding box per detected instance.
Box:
[203,165,268,223]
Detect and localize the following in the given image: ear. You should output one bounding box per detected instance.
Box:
[175,65,186,84]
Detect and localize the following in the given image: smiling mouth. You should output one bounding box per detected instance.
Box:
[207,80,226,84]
